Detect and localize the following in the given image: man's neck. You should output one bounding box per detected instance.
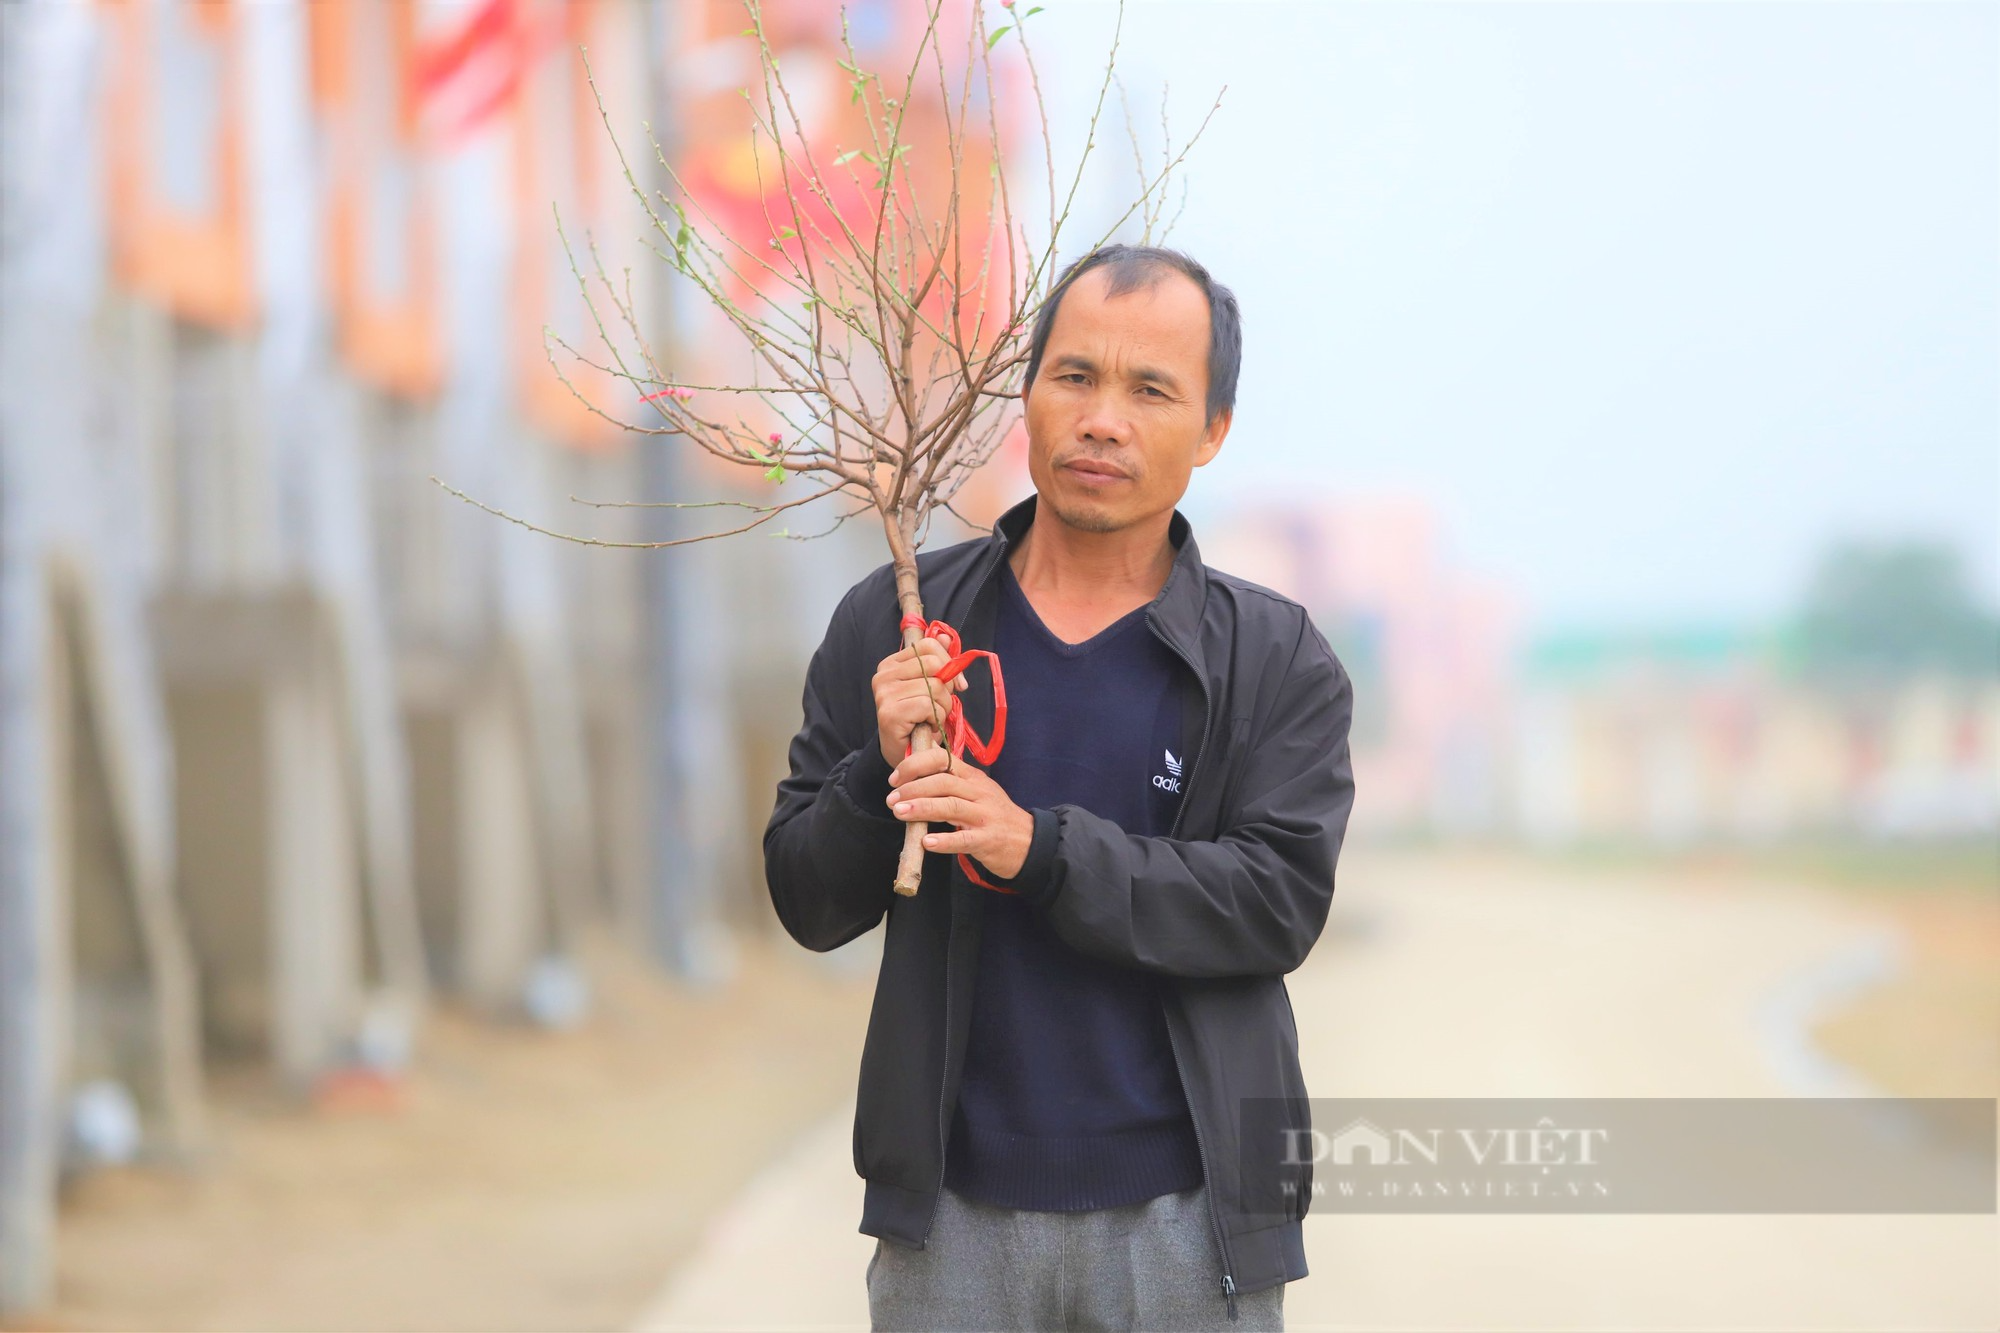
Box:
[1007,501,1177,616]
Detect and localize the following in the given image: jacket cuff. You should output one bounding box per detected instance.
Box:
[980,807,1059,905]
[840,743,901,822]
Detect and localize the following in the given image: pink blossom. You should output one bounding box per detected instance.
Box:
[768,432,784,445]
[642,385,696,403]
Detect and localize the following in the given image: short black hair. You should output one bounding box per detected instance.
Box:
[1022,244,1242,424]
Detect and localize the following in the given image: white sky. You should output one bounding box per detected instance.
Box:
[1025,0,1997,632]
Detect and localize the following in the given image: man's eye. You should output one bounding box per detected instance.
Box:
[1061,373,1088,384]
[1138,384,1166,397]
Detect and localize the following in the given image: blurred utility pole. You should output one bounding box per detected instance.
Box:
[639,0,737,986]
[0,7,51,1314]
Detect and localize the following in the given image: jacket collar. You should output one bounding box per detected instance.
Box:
[985,492,1210,673]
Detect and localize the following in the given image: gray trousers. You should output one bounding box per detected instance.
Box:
[867,1183,1285,1332]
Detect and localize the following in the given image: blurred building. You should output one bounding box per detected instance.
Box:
[1517,631,2000,846]
[1202,495,1524,837]
[1,0,1012,1315]
[1202,498,2000,847]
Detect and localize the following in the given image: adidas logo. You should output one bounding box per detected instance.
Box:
[1164,749,1183,776]
[1153,748,1183,793]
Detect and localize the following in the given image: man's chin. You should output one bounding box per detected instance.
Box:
[1041,491,1126,534]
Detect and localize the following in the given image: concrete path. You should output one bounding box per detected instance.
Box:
[630,849,1997,1332]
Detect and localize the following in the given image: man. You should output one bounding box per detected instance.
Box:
[764,245,1356,1331]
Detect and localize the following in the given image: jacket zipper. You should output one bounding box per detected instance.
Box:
[922,553,1006,1248]
[922,894,952,1246]
[1164,991,1239,1320]
[1154,620,1239,1320]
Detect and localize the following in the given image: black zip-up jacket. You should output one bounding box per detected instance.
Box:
[764,493,1357,1308]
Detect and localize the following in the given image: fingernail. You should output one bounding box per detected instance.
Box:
[895,802,912,815]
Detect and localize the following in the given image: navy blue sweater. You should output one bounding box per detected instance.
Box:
[942,560,1204,1210]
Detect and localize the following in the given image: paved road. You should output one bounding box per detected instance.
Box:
[631,848,1997,1332]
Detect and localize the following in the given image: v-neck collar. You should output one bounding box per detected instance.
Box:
[980,494,1211,682]
[998,559,1151,658]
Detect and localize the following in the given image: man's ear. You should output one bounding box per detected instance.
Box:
[1194,408,1232,467]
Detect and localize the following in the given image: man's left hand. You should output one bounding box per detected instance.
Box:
[886,746,1036,881]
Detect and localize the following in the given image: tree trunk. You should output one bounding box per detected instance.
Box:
[882,513,934,896]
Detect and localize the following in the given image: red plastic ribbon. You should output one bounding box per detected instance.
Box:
[898,614,1013,893]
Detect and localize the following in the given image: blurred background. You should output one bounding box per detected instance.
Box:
[0,1,1992,1330]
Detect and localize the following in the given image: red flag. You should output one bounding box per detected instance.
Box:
[411,0,558,143]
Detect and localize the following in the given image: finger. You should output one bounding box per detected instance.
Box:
[890,745,953,786]
[894,679,954,711]
[887,795,970,824]
[916,826,970,853]
[885,770,970,802]
[926,671,966,701]
[889,745,953,786]
[878,652,922,685]
[881,639,945,672]
[910,662,967,694]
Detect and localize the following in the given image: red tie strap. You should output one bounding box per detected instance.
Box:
[898,614,1013,893]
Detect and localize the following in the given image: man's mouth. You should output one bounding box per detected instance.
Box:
[1063,459,1129,482]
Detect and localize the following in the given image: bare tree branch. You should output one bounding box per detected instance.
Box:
[440,0,1217,897]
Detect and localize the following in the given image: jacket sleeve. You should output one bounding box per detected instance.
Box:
[984,610,1356,979]
[762,578,906,952]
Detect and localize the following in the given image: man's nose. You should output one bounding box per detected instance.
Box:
[1076,391,1128,444]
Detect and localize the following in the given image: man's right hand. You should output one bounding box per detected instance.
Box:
[871,636,967,768]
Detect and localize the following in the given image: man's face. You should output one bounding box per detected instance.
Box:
[1022,266,1231,536]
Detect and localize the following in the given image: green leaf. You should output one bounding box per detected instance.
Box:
[834,149,861,165]
[987,25,1010,48]
[764,464,788,483]
[1025,6,1044,16]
